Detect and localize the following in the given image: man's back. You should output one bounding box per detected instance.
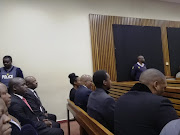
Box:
[74,85,91,111]
[114,83,178,135]
[87,88,115,133]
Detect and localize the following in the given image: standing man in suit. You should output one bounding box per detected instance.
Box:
[0,56,24,88]
[8,77,64,135]
[131,55,147,81]
[24,76,57,123]
[87,70,115,133]
[74,74,93,112]
[115,69,178,135]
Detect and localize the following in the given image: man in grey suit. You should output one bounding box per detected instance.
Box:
[160,119,180,135]
[87,70,115,133]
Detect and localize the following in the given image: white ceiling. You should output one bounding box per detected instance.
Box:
[159,0,180,4]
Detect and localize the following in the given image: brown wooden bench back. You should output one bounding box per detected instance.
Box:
[67,99,113,135]
[108,82,180,116]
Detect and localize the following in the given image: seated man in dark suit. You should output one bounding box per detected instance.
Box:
[0,98,12,135]
[0,82,38,135]
[8,77,64,135]
[74,74,92,111]
[24,76,58,125]
[115,69,178,135]
[87,70,115,133]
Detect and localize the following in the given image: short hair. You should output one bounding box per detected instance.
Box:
[93,70,108,88]
[68,73,78,85]
[3,55,12,61]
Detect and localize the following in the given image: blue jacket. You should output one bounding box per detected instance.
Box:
[131,63,146,81]
[87,88,115,133]
[74,85,92,112]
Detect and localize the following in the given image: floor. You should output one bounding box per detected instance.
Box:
[60,120,80,135]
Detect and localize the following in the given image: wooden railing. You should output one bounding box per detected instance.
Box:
[67,99,113,135]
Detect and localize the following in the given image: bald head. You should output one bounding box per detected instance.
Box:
[80,74,93,89]
[8,77,27,96]
[25,76,38,90]
[0,83,11,107]
[139,68,167,95]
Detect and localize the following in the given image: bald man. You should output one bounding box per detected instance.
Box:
[24,76,58,124]
[115,69,178,135]
[8,78,64,135]
[74,74,93,111]
[131,55,147,81]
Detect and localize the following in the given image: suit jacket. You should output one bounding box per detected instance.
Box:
[160,119,180,135]
[74,85,92,111]
[114,83,178,135]
[24,89,47,120]
[8,94,47,131]
[87,88,115,133]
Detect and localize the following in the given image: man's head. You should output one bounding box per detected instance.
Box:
[0,98,12,135]
[137,55,145,63]
[0,83,11,108]
[93,70,111,90]
[3,56,12,70]
[8,77,28,96]
[25,76,38,90]
[139,68,167,95]
[80,74,93,89]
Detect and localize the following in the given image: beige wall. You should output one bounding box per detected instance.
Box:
[0,0,180,120]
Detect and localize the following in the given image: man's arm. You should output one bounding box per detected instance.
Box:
[103,97,115,133]
[16,68,24,78]
[156,98,178,133]
[131,65,136,80]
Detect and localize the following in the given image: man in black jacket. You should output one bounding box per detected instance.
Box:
[24,76,57,123]
[8,77,64,135]
[115,68,178,135]
[87,70,115,133]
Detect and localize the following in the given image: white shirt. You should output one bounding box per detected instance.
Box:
[14,94,23,99]
[137,62,145,67]
[10,119,21,130]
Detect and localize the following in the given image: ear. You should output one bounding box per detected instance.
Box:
[103,80,107,86]
[153,81,158,92]
[13,85,17,93]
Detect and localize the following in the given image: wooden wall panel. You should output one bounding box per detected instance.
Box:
[89,14,180,81]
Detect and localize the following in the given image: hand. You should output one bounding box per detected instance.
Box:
[43,119,52,128]
[44,113,48,117]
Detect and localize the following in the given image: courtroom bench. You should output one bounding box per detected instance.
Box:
[67,99,113,135]
[108,81,180,117]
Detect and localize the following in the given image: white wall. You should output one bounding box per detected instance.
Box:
[0,0,180,120]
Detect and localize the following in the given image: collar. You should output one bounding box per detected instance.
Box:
[29,88,35,93]
[137,62,144,67]
[82,85,87,88]
[96,88,109,94]
[4,66,14,72]
[130,83,152,93]
[14,94,23,99]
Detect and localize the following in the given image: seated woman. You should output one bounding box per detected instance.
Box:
[68,73,81,102]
